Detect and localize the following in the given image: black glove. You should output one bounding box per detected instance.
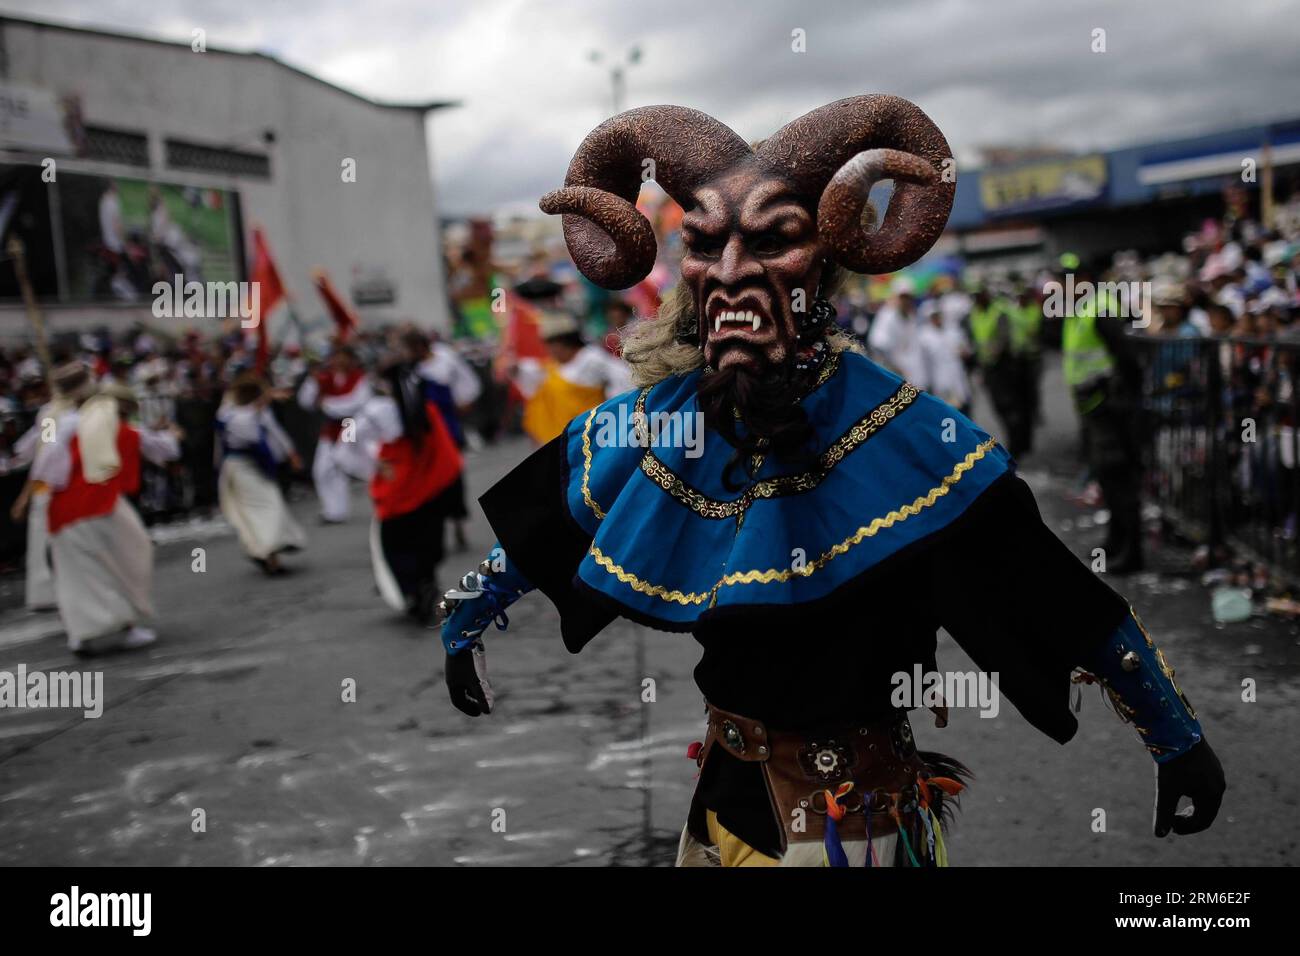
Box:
[1154,738,1225,837]
[444,640,494,717]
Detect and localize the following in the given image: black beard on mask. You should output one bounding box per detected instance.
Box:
[697,352,818,491]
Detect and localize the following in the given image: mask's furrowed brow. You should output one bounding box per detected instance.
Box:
[740,179,811,234]
[681,187,727,236]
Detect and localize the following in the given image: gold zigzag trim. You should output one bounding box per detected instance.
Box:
[589,548,714,605]
[590,438,999,606]
[580,406,606,520]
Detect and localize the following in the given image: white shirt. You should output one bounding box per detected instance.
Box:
[98,191,124,254]
[869,305,926,384]
[32,408,180,492]
[515,344,633,399]
[419,342,482,407]
[297,373,373,421]
[216,402,296,463]
[918,322,971,406]
[938,291,972,333]
[332,394,404,482]
[13,398,73,469]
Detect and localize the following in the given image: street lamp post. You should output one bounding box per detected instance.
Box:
[588,45,642,116]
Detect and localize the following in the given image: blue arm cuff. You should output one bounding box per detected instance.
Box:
[1087,611,1202,763]
[440,543,534,654]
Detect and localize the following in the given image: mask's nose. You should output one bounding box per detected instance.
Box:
[712,234,761,287]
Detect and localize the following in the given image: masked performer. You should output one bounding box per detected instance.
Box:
[217,373,306,575]
[352,362,464,620]
[32,363,181,654]
[435,96,1225,866]
[297,346,371,523]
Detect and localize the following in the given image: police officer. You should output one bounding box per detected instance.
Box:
[1061,267,1144,573]
[971,284,1032,456]
[1010,283,1043,441]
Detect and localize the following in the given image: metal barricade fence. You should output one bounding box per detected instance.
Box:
[1132,334,1300,576]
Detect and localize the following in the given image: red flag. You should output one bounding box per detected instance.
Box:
[312,268,358,344]
[494,291,546,384]
[249,227,287,373]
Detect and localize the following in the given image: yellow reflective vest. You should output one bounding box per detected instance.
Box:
[1061,304,1115,389]
[1009,302,1041,356]
[970,302,1011,366]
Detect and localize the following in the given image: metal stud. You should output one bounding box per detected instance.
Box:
[722,720,744,753]
[1121,651,1141,672]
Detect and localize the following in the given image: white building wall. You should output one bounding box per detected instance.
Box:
[0,17,450,337]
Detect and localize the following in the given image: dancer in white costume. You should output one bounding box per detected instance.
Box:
[341,361,464,619]
[297,346,370,523]
[31,363,181,654]
[10,392,74,611]
[217,374,307,575]
[405,328,480,551]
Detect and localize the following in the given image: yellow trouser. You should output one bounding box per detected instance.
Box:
[706,810,780,867]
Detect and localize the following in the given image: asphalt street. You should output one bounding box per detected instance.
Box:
[0,358,1295,866]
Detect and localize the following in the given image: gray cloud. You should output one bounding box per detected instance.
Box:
[10,0,1299,215]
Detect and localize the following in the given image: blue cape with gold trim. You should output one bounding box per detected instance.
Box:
[559,350,1012,630]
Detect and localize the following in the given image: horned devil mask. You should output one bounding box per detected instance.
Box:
[540,94,955,375]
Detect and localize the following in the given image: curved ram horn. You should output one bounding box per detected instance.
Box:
[539,106,751,289]
[757,94,954,275]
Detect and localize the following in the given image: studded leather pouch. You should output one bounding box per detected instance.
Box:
[700,703,927,851]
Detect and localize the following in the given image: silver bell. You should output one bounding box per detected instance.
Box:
[477,559,494,577]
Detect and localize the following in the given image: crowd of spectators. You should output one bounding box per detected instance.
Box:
[4,185,1300,573]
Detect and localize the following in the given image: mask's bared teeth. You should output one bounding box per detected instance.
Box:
[714,315,722,332]
[751,312,760,332]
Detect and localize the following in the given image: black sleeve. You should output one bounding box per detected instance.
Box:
[929,471,1130,743]
[477,435,616,652]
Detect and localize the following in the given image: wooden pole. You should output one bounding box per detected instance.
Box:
[6,236,53,377]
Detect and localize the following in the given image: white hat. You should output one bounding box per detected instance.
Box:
[536,310,581,340]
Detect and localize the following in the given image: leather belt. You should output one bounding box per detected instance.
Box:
[698,703,928,850]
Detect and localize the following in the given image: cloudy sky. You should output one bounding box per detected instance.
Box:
[9,0,1300,216]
